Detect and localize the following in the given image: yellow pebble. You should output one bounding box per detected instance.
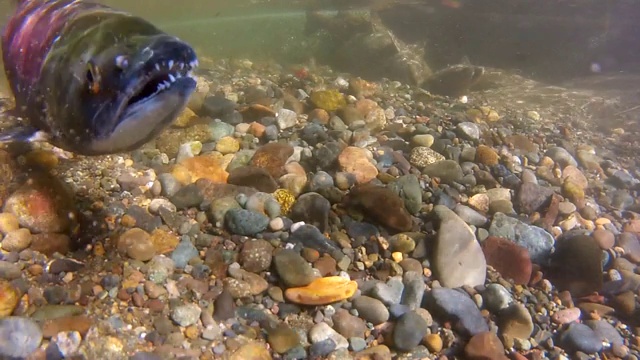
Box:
[173,107,198,128]
[0,280,20,317]
[424,333,443,353]
[184,325,199,339]
[215,136,240,154]
[595,217,611,226]
[171,164,193,185]
[93,242,106,257]
[273,189,296,215]
[24,149,59,169]
[391,252,404,263]
[285,276,358,306]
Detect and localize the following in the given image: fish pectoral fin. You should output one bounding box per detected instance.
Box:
[0,126,49,144]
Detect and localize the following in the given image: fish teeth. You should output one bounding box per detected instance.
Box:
[163,81,171,88]
[155,64,161,71]
[168,74,176,82]
[179,63,185,70]
[168,60,174,69]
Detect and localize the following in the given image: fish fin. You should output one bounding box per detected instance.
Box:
[0,126,49,144]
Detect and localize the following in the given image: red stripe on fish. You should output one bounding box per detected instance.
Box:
[2,0,104,107]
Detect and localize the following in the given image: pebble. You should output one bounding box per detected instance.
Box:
[3,173,75,234]
[240,239,274,273]
[489,212,555,263]
[342,183,413,232]
[53,331,82,357]
[559,323,603,354]
[393,310,429,352]
[0,213,19,234]
[425,288,489,336]
[497,303,534,341]
[551,307,581,325]
[371,277,404,306]
[225,208,270,236]
[0,261,21,280]
[482,284,513,313]
[309,322,348,350]
[170,238,199,268]
[171,303,202,327]
[409,147,445,168]
[465,331,508,360]
[0,280,19,317]
[481,236,532,285]
[548,234,603,297]
[0,317,43,358]
[332,309,367,339]
[284,276,357,305]
[267,323,300,354]
[432,205,486,288]
[349,337,367,352]
[352,296,389,325]
[1,228,31,252]
[274,249,316,287]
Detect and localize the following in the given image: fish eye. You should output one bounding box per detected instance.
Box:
[115,55,129,70]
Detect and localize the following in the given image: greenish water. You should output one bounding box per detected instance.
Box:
[0,0,314,91]
[1,0,638,91]
[1,0,310,63]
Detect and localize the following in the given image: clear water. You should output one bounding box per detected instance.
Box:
[1,1,639,95]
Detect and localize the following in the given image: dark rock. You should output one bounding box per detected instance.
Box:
[547,234,603,297]
[227,166,278,193]
[342,183,413,233]
[290,192,331,233]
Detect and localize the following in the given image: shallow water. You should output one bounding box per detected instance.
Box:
[1,1,639,81]
[1,1,639,122]
[0,0,312,92]
[2,3,640,359]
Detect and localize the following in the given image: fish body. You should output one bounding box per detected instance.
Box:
[1,0,198,155]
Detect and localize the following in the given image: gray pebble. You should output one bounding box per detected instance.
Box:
[171,303,202,327]
[0,317,43,358]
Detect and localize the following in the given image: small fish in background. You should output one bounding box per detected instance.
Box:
[440,0,462,9]
[0,0,199,155]
[293,67,309,80]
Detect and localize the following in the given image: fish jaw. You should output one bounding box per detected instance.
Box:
[39,30,199,155]
[87,73,197,155]
[84,35,199,154]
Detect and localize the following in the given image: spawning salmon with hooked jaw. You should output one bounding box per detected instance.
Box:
[0,0,199,155]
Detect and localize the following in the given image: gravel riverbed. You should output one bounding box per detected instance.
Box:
[1,57,640,360]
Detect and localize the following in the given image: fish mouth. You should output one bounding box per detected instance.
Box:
[125,57,199,108]
[88,55,198,154]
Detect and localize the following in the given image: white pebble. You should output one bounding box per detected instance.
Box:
[291,221,306,233]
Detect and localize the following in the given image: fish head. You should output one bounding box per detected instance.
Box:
[73,34,198,154]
